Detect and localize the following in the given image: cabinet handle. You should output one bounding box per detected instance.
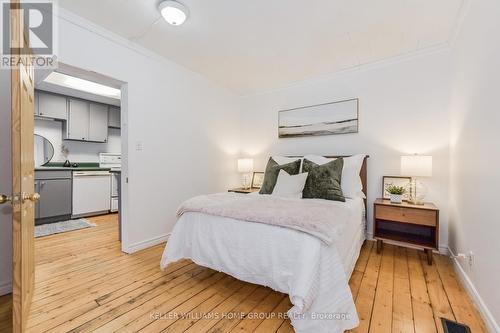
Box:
[41,182,46,186]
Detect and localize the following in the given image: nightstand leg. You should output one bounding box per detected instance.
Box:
[376,240,383,254]
[425,249,433,265]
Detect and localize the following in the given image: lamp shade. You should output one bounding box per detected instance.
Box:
[237,158,254,173]
[401,155,432,177]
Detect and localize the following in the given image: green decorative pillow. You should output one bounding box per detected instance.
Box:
[259,158,301,194]
[302,158,345,202]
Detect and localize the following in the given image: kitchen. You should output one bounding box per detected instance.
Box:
[33,70,123,238]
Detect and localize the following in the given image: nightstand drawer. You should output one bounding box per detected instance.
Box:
[375,205,437,226]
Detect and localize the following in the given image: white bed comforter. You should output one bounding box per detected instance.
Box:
[161,195,362,333]
[177,192,352,245]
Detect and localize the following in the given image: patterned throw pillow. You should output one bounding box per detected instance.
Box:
[259,158,302,195]
[302,158,345,202]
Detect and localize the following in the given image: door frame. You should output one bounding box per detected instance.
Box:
[33,62,130,253]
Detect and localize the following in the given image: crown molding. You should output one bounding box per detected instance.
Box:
[54,7,235,95]
[241,43,452,98]
[55,3,469,98]
[447,0,472,49]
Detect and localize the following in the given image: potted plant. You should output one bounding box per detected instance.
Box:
[386,184,406,204]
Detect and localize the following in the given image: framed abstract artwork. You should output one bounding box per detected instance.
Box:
[278,98,359,138]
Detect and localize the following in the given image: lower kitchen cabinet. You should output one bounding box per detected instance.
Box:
[35,171,72,224]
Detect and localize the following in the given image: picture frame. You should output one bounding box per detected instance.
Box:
[382,176,411,200]
[278,98,359,138]
[251,172,265,189]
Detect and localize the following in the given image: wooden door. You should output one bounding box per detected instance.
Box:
[8,1,37,331]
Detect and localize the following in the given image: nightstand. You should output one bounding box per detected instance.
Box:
[374,198,439,265]
[228,188,260,194]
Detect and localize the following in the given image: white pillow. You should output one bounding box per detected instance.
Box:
[303,154,366,199]
[271,170,309,199]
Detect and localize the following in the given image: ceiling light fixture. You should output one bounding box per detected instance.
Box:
[43,72,121,99]
[159,0,189,26]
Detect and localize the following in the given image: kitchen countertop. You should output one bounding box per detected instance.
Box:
[35,162,111,172]
[35,166,112,171]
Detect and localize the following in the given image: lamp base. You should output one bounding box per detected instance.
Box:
[405,178,428,205]
[241,173,250,190]
[407,198,425,205]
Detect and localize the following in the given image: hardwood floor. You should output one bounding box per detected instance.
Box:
[0,214,488,332]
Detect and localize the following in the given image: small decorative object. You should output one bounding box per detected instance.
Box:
[385,184,406,204]
[382,176,411,200]
[237,158,254,189]
[278,98,359,138]
[61,144,70,165]
[251,172,265,189]
[401,155,432,205]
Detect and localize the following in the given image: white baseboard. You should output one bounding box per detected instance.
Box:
[122,233,170,254]
[0,281,12,296]
[448,247,500,333]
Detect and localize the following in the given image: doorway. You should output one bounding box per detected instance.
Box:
[0,62,130,331]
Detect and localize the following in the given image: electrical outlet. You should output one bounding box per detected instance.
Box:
[468,251,474,268]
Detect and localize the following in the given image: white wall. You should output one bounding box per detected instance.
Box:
[0,5,241,294]
[240,50,452,251]
[35,118,121,163]
[0,70,12,296]
[448,0,500,330]
[53,9,241,252]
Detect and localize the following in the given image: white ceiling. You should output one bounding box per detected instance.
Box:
[56,0,464,94]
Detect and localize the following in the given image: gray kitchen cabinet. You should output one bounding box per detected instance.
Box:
[35,171,72,224]
[38,179,72,219]
[34,181,40,219]
[108,106,120,128]
[38,91,68,120]
[64,99,109,143]
[65,98,89,141]
[89,103,108,142]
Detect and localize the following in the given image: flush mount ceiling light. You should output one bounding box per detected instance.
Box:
[43,72,121,99]
[159,0,189,26]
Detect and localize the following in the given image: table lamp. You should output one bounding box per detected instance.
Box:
[401,155,432,205]
[237,158,254,189]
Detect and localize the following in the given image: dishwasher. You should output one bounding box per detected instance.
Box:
[72,171,111,217]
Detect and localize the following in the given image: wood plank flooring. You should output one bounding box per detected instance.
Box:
[0,214,488,332]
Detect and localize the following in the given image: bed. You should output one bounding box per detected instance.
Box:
[161,156,368,333]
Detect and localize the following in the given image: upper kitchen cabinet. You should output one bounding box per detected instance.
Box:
[89,103,109,142]
[65,98,89,141]
[64,99,109,143]
[37,91,68,120]
[108,106,121,129]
